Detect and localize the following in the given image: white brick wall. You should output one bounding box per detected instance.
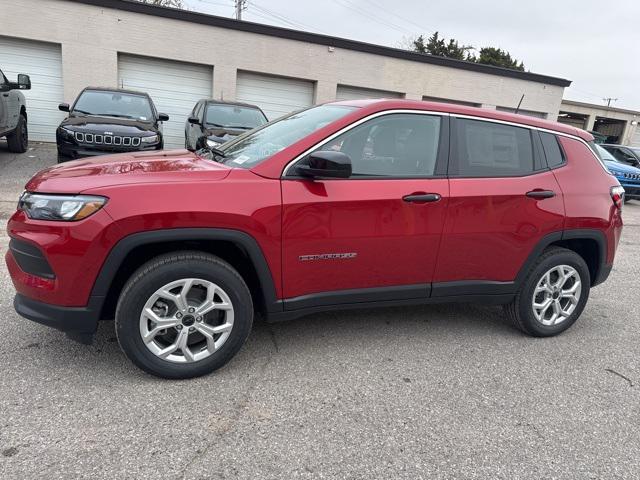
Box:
[0,0,566,118]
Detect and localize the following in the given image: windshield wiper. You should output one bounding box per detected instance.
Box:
[72,109,92,115]
[224,125,252,130]
[205,122,225,128]
[196,146,227,162]
[95,113,136,119]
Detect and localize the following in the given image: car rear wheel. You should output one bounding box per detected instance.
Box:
[7,114,28,153]
[115,251,253,379]
[504,247,590,337]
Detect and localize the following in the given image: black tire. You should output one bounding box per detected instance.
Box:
[57,150,70,164]
[504,247,590,337]
[7,114,28,153]
[115,251,253,379]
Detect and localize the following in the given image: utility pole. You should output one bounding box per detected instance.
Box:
[235,0,247,20]
[603,97,618,108]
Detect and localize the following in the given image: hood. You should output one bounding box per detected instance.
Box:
[26,150,232,194]
[604,160,640,175]
[60,115,158,136]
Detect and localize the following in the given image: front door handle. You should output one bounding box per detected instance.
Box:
[403,193,441,203]
[526,189,556,199]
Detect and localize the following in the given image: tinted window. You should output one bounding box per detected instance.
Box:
[73,90,153,121]
[307,114,441,177]
[454,119,534,176]
[540,132,565,168]
[205,104,267,129]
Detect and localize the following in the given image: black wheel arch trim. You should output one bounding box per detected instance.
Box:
[90,228,281,315]
[514,229,609,288]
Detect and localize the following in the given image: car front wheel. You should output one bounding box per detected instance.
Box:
[115,251,253,379]
[505,247,590,337]
[7,114,28,153]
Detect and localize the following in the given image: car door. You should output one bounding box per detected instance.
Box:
[619,147,640,168]
[0,69,8,135]
[433,117,565,294]
[281,112,450,308]
[186,101,203,149]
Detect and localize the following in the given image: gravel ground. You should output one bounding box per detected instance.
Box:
[0,142,639,479]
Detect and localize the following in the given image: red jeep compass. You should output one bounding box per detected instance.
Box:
[6,100,624,379]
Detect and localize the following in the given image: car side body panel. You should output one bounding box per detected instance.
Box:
[554,136,623,264]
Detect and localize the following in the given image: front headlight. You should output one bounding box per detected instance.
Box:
[141,135,159,144]
[60,127,76,140]
[18,192,107,221]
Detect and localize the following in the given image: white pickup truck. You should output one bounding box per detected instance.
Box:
[0,68,30,153]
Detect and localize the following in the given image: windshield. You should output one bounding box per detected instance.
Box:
[73,90,154,121]
[219,105,357,168]
[205,104,267,129]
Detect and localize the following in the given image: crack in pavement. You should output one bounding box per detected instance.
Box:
[605,368,635,387]
[179,326,281,480]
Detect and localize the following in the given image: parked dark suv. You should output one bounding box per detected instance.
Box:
[56,87,169,162]
[601,144,640,169]
[0,68,30,153]
[7,99,624,379]
[185,99,267,151]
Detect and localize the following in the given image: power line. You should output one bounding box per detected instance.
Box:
[330,0,412,34]
[361,0,436,33]
[247,1,320,32]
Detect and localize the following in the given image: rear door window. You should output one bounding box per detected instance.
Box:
[452,119,535,177]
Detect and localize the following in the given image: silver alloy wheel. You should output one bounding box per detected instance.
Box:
[139,278,234,363]
[532,265,581,326]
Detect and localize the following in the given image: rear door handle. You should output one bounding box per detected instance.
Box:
[526,189,556,199]
[403,193,441,203]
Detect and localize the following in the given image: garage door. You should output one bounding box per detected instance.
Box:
[336,85,403,101]
[0,36,64,142]
[629,125,640,147]
[236,71,314,121]
[118,54,213,149]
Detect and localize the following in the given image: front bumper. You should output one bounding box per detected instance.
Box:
[621,184,640,199]
[14,293,102,344]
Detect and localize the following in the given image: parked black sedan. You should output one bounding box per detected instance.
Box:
[56,87,169,163]
[185,99,268,151]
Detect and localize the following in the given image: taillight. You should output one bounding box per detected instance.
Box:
[611,186,625,209]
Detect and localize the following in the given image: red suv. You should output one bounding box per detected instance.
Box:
[6,100,624,379]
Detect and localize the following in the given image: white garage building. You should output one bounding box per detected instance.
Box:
[1,0,572,147]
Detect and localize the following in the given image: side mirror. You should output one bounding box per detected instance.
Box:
[58,103,70,112]
[295,151,352,179]
[187,115,200,125]
[158,113,169,122]
[17,74,31,90]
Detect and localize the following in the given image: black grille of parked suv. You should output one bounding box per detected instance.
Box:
[74,132,141,147]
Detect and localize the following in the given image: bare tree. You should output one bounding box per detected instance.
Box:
[135,0,185,8]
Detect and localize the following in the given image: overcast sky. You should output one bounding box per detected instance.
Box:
[185,0,640,111]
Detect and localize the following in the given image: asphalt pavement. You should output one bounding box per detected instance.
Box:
[0,141,639,479]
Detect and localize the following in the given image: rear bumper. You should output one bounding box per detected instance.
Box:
[13,293,102,343]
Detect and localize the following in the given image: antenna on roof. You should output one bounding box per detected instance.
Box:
[221,90,224,101]
[514,94,525,114]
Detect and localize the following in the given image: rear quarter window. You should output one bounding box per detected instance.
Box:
[539,132,566,168]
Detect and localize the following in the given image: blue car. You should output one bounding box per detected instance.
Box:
[595,144,640,203]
